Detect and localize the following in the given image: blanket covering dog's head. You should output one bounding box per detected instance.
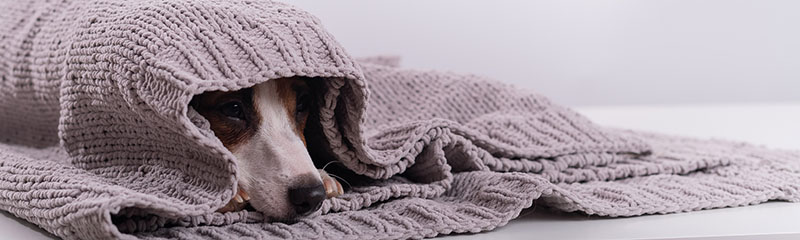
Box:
[60,0,376,217]
[1,0,374,221]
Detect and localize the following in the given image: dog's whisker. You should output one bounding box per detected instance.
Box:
[321,160,342,171]
[327,173,352,189]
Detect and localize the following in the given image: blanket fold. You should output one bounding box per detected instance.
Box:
[1,0,799,239]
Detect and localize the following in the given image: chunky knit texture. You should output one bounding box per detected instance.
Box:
[1,1,799,239]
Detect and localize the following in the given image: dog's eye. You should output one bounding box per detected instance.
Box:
[219,101,245,120]
[296,91,310,114]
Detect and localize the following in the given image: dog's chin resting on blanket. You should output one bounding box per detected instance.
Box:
[1,0,800,239]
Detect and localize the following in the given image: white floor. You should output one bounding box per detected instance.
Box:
[2,102,799,239]
[443,201,800,240]
[0,211,55,239]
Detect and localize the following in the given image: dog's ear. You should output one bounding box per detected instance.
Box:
[304,77,331,168]
[303,77,369,189]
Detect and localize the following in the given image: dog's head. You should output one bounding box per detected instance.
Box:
[191,77,323,220]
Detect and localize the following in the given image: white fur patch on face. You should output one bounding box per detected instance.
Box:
[231,80,321,219]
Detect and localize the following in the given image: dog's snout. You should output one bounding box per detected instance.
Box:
[288,184,326,215]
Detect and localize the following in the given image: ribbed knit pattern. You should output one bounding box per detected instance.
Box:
[1,1,799,239]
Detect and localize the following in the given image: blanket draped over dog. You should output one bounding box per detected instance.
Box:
[1,0,799,239]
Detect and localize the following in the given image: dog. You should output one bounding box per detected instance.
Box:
[190,77,343,220]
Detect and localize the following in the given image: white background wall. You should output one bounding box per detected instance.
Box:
[284,0,800,106]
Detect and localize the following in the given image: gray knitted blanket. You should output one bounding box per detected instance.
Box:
[1,0,799,239]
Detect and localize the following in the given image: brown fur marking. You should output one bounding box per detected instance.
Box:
[275,78,310,146]
[190,88,260,150]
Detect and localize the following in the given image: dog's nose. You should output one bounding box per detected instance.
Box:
[288,184,326,215]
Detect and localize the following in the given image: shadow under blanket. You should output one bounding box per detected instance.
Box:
[1,0,799,239]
